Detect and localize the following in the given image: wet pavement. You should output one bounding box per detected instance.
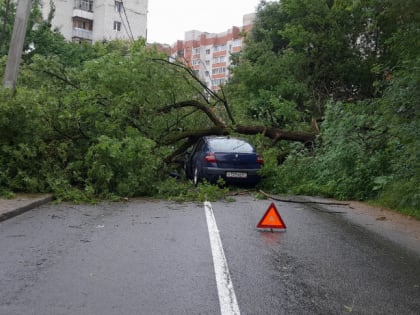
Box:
[0,195,419,314]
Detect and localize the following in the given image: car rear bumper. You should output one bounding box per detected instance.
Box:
[203,167,261,184]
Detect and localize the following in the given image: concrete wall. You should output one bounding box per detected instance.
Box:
[41,0,74,40]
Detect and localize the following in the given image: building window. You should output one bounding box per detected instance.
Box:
[75,0,93,12]
[73,17,93,30]
[212,56,226,64]
[211,78,225,86]
[212,67,226,75]
[115,1,123,13]
[214,44,226,52]
[205,49,211,55]
[192,59,201,65]
[192,47,200,55]
[113,21,121,31]
[232,39,242,47]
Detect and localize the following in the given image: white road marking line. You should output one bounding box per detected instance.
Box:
[204,201,241,315]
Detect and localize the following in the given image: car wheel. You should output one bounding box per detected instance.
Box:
[193,167,200,187]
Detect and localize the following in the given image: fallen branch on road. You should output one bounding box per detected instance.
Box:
[259,190,350,206]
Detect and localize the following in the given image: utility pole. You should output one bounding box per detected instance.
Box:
[3,0,32,90]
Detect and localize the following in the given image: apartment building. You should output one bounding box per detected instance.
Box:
[40,0,148,43]
[170,13,255,91]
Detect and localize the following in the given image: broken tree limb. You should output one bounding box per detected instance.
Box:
[161,127,230,146]
[157,100,226,127]
[259,190,350,206]
[162,124,318,162]
[152,58,227,106]
[235,125,316,143]
[161,124,316,147]
[218,86,236,124]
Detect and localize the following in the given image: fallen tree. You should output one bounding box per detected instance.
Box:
[158,100,316,163]
[154,59,317,163]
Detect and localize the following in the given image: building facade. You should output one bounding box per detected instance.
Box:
[170,13,255,91]
[41,0,148,43]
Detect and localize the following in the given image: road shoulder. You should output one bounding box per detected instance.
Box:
[297,195,420,257]
[0,193,54,222]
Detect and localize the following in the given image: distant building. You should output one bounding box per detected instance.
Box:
[170,13,255,91]
[41,0,148,43]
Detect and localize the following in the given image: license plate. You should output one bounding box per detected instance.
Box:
[226,172,247,178]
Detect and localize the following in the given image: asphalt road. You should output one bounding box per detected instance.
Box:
[0,196,419,314]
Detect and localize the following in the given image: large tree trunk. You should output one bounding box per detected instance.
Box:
[163,125,316,163]
[234,125,316,143]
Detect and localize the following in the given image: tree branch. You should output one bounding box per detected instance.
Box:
[41,70,79,89]
[259,190,350,207]
[152,58,227,105]
[161,126,229,146]
[234,125,316,143]
[157,100,226,127]
[219,85,236,124]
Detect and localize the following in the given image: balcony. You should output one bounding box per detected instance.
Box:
[72,28,93,41]
[73,8,94,20]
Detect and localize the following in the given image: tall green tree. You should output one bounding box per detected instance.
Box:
[228,0,388,123]
[227,0,419,215]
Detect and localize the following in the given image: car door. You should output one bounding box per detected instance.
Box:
[191,139,206,172]
[185,138,205,179]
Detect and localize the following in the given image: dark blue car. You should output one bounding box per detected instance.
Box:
[184,136,264,186]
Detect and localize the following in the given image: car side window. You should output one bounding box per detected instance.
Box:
[190,140,200,158]
[193,139,205,154]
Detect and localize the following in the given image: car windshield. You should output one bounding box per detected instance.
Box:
[208,138,254,153]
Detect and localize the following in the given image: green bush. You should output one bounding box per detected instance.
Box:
[379,179,420,219]
[260,101,393,201]
[259,97,419,218]
[86,133,160,197]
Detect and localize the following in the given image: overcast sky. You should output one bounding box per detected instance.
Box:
[147,0,262,44]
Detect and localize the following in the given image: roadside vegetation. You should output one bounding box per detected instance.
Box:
[0,0,418,218]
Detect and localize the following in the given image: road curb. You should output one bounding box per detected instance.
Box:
[0,194,54,222]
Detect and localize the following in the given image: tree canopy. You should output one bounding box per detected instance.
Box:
[226,0,419,216]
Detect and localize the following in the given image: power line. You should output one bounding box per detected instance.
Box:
[119,0,134,42]
[118,9,131,41]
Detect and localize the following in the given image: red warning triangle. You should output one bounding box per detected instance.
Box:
[257,202,286,229]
